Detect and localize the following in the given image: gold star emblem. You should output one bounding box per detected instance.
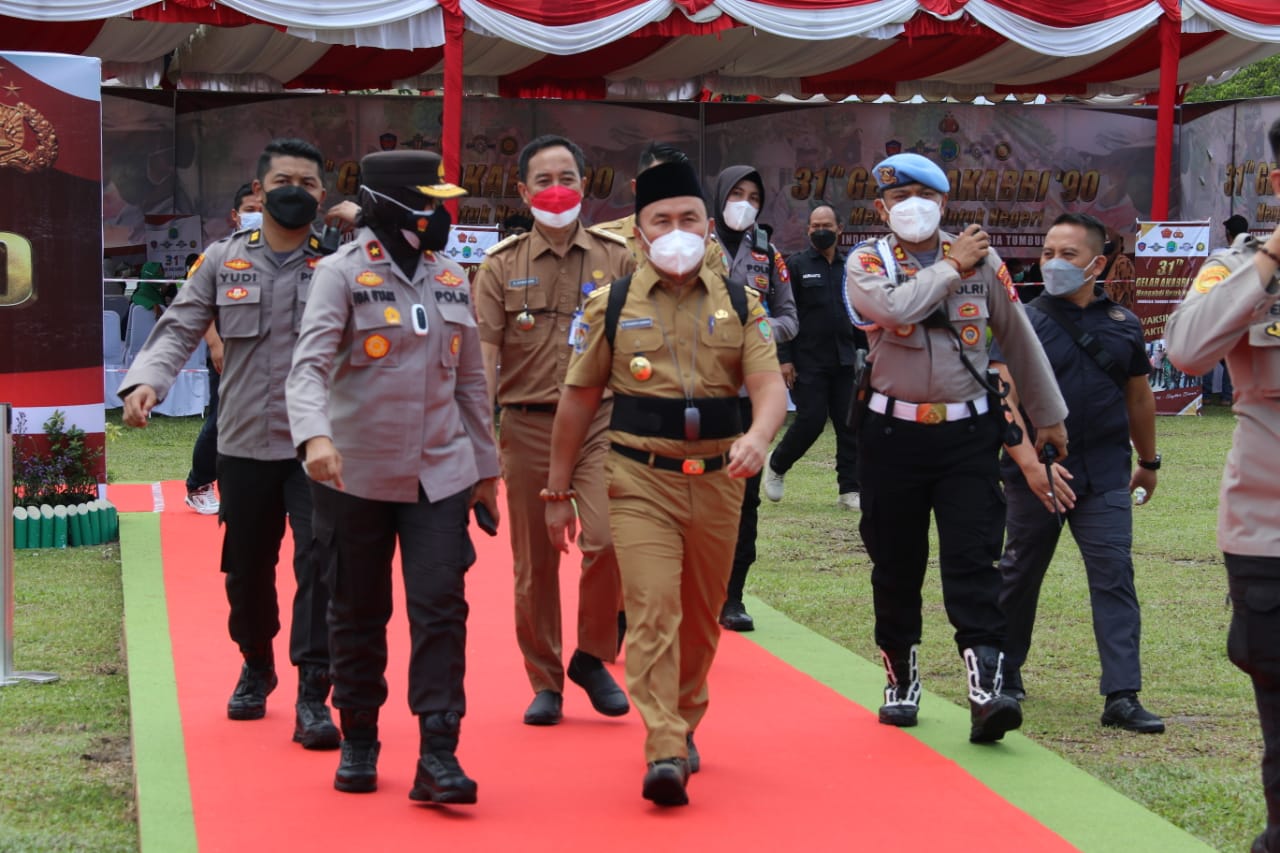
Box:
[3,83,19,98]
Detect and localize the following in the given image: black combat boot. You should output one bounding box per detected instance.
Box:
[963,646,1022,744]
[334,708,379,793]
[227,651,277,721]
[877,646,921,727]
[293,665,340,750]
[409,711,477,805]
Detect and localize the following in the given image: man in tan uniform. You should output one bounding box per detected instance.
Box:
[845,153,1068,744]
[120,138,338,750]
[1166,118,1280,853]
[474,134,634,725]
[545,160,787,806]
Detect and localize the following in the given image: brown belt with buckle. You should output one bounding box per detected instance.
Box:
[610,443,727,475]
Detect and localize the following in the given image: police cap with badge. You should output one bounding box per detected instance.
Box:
[359,150,468,199]
[873,153,950,195]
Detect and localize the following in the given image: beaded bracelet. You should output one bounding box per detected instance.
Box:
[539,488,577,503]
[1259,244,1280,266]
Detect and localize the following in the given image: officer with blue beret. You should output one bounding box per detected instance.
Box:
[844,151,1068,744]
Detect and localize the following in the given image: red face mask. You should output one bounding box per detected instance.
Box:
[529,185,583,228]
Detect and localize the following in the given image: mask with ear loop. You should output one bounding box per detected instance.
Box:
[360,185,452,251]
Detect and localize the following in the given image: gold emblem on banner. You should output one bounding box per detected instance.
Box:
[0,102,58,173]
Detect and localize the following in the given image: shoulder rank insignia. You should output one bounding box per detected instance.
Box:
[486,232,526,256]
[586,224,628,246]
[365,239,385,261]
[247,229,262,245]
[422,250,435,262]
[308,234,322,252]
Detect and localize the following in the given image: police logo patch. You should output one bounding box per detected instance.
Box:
[894,324,915,337]
[450,332,462,355]
[364,334,390,359]
[754,275,769,288]
[384,307,401,325]
[187,254,205,276]
[756,317,773,342]
[959,302,979,318]
[365,240,385,261]
[356,271,383,287]
[224,258,252,271]
[997,262,1017,301]
[859,254,886,276]
[877,166,897,186]
[1193,264,1228,294]
[1108,308,1126,322]
[435,270,463,287]
[960,324,981,346]
[751,250,769,262]
[226,286,249,301]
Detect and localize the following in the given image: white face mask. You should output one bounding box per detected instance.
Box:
[641,226,707,278]
[1041,256,1098,297]
[721,199,759,232]
[887,196,942,243]
[237,210,263,232]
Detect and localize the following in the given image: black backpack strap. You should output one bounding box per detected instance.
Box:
[1028,295,1129,390]
[725,276,749,324]
[603,274,633,350]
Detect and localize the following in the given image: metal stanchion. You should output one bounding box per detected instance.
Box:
[1,402,58,686]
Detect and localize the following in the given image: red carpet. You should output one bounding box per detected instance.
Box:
[143,479,1075,852]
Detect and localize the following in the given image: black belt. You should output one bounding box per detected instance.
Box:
[611,442,727,475]
[610,395,742,440]
[503,402,557,414]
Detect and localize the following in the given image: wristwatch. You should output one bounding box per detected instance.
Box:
[1138,454,1161,471]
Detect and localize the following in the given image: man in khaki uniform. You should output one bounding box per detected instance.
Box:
[288,151,500,802]
[1166,117,1280,853]
[545,160,787,806]
[845,153,1068,744]
[473,134,634,726]
[119,138,338,750]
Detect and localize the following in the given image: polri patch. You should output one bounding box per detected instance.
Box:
[997,262,1017,301]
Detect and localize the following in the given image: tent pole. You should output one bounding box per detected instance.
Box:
[442,7,464,219]
[1152,11,1180,220]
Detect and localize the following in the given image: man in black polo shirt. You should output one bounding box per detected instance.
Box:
[991,212,1164,733]
[763,205,866,510]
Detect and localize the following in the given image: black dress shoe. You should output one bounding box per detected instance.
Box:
[719,600,755,632]
[642,758,690,806]
[523,690,563,725]
[1101,693,1165,734]
[567,651,629,717]
[227,663,277,720]
[686,733,700,774]
[334,740,380,793]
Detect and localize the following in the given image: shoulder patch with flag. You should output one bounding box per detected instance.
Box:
[997,262,1017,301]
[773,252,790,283]
[858,252,886,276]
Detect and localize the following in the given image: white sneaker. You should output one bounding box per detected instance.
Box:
[762,451,785,502]
[838,492,860,511]
[185,483,220,515]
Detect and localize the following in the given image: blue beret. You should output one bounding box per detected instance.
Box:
[873,153,950,193]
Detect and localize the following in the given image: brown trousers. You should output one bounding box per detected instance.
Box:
[500,403,619,694]
[607,450,744,762]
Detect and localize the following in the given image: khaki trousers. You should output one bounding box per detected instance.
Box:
[501,403,619,694]
[607,450,744,762]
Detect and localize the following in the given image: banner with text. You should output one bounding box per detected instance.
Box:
[1134,220,1210,415]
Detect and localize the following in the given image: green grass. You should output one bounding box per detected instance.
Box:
[3,405,1266,851]
[751,403,1260,852]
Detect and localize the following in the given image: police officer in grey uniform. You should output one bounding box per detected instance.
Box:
[710,165,798,632]
[288,150,500,803]
[845,153,1068,744]
[120,138,339,750]
[1166,117,1280,853]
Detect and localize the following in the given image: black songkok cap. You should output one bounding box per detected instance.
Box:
[635,160,705,214]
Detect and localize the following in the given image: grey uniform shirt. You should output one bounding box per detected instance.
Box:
[1166,236,1280,557]
[724,235,799,345]
[845,231,1066,429]
[118,228,322,461]
[287,229,500,504]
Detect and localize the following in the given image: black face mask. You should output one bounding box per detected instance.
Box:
[363,186,452,252]
[413,204,452,252]
[265,185,319,230]
[810,228,837,251]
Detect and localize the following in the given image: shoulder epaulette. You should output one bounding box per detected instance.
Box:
[587,224,629,247]
[486,232,527,257]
